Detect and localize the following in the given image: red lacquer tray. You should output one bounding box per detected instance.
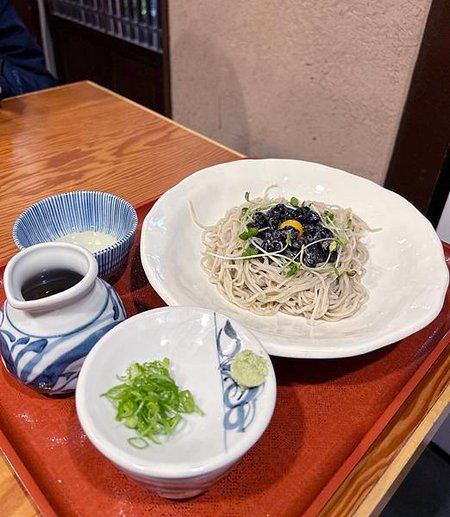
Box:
[0,202,449,517]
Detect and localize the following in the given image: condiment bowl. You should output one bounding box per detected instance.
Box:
[0,242,126,395]
[13,191,137,279]
[75,306,276,499]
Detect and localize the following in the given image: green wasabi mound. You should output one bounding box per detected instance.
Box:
[230,350,269,389]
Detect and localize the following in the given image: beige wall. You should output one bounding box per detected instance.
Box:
[169,0,431,184]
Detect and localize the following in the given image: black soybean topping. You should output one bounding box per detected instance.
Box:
[248,203,337,267]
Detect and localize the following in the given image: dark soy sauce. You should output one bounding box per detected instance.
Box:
[21,269,84,301]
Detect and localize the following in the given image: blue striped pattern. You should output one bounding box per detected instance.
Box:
[0,281,126,395]
[13,191,137,279]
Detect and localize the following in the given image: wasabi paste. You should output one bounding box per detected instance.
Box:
[230,350,268,389]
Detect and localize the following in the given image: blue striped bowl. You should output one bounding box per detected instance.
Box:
[13,191,138,279]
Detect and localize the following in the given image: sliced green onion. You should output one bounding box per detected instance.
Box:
[239,227,259,240]
[347,270,357,277]
[290,196,299,207]
[128,437,149,449]
[285,234,292,246]
[286,263,298,277]
[244,191,251,202]
[242,247,259,258]
[102,359,203,447]
[322,210,336,223]
[335,235,348,246]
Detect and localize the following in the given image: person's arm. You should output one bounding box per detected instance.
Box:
[0,0,57,99]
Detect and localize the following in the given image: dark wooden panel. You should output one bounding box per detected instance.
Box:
[112,52,164,110]
[427,146,450,226]
[48,15,168,115]
[50,17,112,89]
[160,0,171,120]
[384,0,450,220]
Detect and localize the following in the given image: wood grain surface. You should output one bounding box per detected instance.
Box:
[0,81,243,264]
[0,82,448,517]
[0,455,38,517]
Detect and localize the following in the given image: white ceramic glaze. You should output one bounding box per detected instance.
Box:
[76,307,276,499]
[140,159,449,359]
[0,243,126,394]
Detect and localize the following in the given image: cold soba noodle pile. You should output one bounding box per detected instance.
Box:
[199,188,371,321]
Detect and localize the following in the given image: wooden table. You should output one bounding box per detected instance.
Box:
[0,82,448,516]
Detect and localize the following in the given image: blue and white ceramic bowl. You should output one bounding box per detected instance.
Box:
[13,191,137,279]
[76,306,276,499]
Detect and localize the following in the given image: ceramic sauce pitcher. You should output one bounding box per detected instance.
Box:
[0,242,126,395]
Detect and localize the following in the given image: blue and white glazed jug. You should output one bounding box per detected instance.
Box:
[0,242,126,395]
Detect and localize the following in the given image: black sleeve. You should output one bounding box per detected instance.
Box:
[0,0,57,99]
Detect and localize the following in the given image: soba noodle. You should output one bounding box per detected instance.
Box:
[199,191,370,321]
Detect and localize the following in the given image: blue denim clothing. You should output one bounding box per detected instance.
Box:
[0,0,57,99]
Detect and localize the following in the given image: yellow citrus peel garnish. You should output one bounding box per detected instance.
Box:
[279,219,304,236]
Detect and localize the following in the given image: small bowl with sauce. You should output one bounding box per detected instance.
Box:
[13,191,138,279]
[1,242,126,394]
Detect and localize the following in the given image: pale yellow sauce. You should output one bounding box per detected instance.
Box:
[56,231,117,252]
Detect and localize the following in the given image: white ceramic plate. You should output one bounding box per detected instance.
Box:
[140,159,448,358]
[76,307,276,478]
